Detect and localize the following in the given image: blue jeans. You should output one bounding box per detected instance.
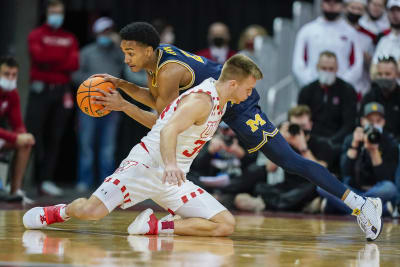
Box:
[317,180,398,215]
[77,111,120,188]
[395,144,400,205]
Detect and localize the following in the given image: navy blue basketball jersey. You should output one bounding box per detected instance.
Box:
[154,44,278,154]
[154,44,222,90]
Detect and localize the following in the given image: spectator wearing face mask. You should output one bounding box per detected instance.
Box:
[72,17,124,192]
[196,22,236,64]
[26,0,79,196]
[362,56,400,141]
[345,0,376,97]
[0,57,35,203]
[359,0,391,37]
[317,102,398,215]
[292,0,364,90]
[298,51,358,147]
[371,0,400,76]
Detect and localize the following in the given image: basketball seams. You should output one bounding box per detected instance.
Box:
[77,77,114,117]
[88,78,96,117]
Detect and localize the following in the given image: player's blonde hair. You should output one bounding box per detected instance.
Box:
[219,54,263,82]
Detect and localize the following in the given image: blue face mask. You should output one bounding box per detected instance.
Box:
[96,35,113,47]
[47,14,64,29]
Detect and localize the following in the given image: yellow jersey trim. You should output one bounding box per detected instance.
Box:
[151,49,164,88]
[247,128,279,153]
[156,60,195,90]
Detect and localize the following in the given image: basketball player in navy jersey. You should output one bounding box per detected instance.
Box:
[93,22,382,241]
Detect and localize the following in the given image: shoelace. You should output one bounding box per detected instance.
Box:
[357,214,368,233]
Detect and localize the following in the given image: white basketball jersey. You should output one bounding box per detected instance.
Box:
[141,78,226,173]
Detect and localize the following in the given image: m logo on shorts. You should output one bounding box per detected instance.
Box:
[246,114,266,132]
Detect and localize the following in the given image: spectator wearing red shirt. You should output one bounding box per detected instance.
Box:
[196,22,236,64]
[25,0,79,196]
[0,57,35,202]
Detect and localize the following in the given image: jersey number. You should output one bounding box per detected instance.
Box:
[182,140,206,157]
[179,49,205,64]
[246,114,266,132]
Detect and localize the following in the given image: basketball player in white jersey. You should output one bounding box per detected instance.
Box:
[23,54,263,237]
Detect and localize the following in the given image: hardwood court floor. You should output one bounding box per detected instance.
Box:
[0,209,399,267]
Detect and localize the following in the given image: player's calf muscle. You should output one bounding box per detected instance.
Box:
[67,197,108,220]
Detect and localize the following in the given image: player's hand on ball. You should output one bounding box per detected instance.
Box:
[89,73,122,88]
[91,89,128,112]
[163,164,186,187]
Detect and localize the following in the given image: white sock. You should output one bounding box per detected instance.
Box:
[59,205,70,220]
[158,220,174,234]
[343,191,365,211]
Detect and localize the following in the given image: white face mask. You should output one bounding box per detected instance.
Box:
[0,77,16,91]
[318,70,336,86]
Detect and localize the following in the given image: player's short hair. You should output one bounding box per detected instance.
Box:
[219,54,263,82]
[288,105,311,121]
[0,56,19,69]
[120,22,160,50]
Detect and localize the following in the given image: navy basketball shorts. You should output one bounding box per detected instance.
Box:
[223,89,278,153]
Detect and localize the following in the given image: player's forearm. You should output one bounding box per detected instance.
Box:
[160,126,178,166]
[117,79,156,109]
[120,101,157,129]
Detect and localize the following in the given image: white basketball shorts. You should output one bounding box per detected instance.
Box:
[93,143,226,219]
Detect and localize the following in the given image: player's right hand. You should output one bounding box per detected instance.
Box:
[162,164,186,187]
[89,73,122,88]
[16,133,35,147]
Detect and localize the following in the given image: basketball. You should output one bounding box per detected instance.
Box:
[76,77,115,117]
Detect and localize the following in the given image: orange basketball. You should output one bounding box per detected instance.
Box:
[76,77,115,117]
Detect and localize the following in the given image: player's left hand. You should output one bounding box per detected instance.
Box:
[91,88,129,112]
[162,164,186,187]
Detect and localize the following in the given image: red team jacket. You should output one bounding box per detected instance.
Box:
[28,24,79,84]
[0,89,26,145]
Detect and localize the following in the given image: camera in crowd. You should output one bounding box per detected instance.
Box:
[364,125,381,144]
[288,123,301,136]
[223,135,234,146]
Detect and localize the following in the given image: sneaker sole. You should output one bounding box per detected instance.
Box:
[127,208,153,235]
[367,198,383,241]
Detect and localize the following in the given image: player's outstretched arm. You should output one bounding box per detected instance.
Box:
[160,93,212,186]
[90,73,157,109]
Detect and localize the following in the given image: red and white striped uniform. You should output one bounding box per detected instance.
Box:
[92,77,227,218]
[141,77,226,173]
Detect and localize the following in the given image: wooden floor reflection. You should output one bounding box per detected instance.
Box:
[0,210,399,267]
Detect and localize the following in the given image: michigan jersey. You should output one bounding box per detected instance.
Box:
[153,44,278,154]
[153,44,222,90]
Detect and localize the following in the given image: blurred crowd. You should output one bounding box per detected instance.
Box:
[0,0,399,218]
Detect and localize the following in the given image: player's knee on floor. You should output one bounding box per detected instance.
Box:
[211,211,236,236]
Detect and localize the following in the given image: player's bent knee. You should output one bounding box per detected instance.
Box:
[211,210,236,236]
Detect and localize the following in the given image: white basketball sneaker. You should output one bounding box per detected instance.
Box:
[353,197,383,241]
[23,204,69,229]
[128,209,159,235]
